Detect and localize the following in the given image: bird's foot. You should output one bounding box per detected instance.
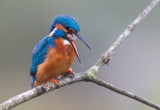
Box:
[67,68,73,74]
[64,68,74,78]
[49,79,59,87]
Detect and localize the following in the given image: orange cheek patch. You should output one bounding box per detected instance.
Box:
[56,24,67,33]
[71,29,75,33]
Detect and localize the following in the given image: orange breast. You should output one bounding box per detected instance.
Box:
[34,38,76,87]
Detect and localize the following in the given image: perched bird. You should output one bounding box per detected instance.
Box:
[30,14,92,88]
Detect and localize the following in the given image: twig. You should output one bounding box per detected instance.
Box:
[87,0,160,77]
[0,0,160,110]
[86,76,160,110]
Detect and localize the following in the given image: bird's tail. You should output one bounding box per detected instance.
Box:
[31,75,36,88]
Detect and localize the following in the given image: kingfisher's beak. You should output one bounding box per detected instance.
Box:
[70,40,81,63]
[67,31,92,64]
[74,31,92,51]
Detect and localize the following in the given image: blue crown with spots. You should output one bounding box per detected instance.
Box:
[49,14,80,33]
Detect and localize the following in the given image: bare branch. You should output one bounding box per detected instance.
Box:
[0,73,87,110]
[0,0,160,110]
[87,0,160,77]
[86,76,160,110]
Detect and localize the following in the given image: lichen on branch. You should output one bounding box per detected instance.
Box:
[0,0,160,110]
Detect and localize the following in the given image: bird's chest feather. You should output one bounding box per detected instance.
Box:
[36,38,76,82]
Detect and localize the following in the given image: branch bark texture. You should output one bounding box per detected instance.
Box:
[0,0,160,110]
[87,77,160,110]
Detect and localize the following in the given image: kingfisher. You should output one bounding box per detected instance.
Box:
[30,14,92,88]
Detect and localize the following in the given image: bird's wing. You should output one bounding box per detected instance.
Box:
[30,36,56,88]
[30,36,50,76]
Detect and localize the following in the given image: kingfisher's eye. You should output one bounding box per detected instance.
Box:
[64,25,71,31]
[66,27,70,30]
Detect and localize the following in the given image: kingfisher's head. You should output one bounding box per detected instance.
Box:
[49,14,92,63]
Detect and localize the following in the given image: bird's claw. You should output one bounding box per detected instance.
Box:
[41,79,59,91]
[49,79,59,87]
[64,68,74,78]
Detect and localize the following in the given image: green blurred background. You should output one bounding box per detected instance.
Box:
[0,0,160,110]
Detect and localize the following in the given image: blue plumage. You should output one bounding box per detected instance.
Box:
[30,36,56,87]
[50,14,80,33]
[30,36,50,75]
[30,29,66,87]
[53,29,66,39]
[31,15,80,76]
[30,29,66,76]
[30,14,91,88]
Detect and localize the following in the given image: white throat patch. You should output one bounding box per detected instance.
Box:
[49,28,71,45]
[63,39,71,45]
[48,28,57,37]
